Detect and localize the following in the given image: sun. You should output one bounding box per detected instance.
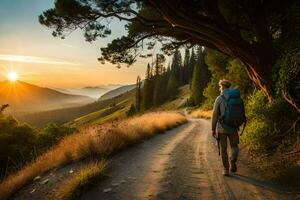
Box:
[7,72,18,82]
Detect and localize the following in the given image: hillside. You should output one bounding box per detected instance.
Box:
[54,85,121,99]
[0,81,93,113]
[98,84,135,101]
[162,84,190,110]
[16,89,136,127]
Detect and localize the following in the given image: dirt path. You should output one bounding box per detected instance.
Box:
[81,118,294,200]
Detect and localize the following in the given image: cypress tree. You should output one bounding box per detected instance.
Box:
[135,75,142,111]
[171,49,182,84]
[191,60,201,105]
[167,72,179,98]
[183,48,190,84]
[199,48,211,98]
[190,46,211,105]
[153,54,164,106]
[189,48,196,86]
[141,64,154,110]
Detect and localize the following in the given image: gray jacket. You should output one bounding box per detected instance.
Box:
[211,89,233,133]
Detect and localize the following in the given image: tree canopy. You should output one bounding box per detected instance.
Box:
[39,0,300,112]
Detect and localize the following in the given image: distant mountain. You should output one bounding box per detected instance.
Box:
[54,85,121,99]
[0,81,93,113]
[99,84,136,101]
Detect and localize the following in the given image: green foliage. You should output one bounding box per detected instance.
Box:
[37,123,77,151]
[0,114,76,177]
[167,72,179,98]
[0,115,37,169]
[141,64,154,110]
[226,59,253,99]
[191,62,202,105]
[190,47,211,106]
[135,76,142,111]
[241,91,299,154]
[153,75,164,106]
[201,48,252,109]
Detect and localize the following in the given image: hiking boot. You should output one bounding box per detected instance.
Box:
[223,169,229,176]
[230,160,237,173]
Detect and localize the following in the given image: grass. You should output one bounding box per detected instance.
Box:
[67,99,131,128]
[190,108,212,119]
[54,161,108,200]
[0,111,187,200]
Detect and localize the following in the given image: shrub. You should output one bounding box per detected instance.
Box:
[241,90,299,154]
[0,116,37,173]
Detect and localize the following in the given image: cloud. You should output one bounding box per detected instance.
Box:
[0,54,82,66]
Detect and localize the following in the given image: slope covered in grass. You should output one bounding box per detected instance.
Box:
[0,111,187,200]
[162,85,190,110]
[16,89,135,127]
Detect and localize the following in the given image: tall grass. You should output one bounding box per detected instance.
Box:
[0,111,186,200]
[55,161,107,200]
[190,108,212,119]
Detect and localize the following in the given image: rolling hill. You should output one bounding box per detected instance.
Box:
[98,84,136,101]
[16,88,136,127]
[54,85,121,99]
[0,81,93,113]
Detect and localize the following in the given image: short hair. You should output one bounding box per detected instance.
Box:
[219,79,231,88]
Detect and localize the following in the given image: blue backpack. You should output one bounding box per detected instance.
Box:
[220,89,246,134]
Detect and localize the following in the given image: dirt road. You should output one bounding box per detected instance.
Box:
[81,118,294,200]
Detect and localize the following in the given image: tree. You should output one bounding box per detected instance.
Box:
[183,48,190,84]
[190,47,211,105]
[39,0,300,112]
[167,72,179,98]
[171,49,182,84]
[189,48,196,85]
[141,64,154,110]
[135,75,142,111]
[198,48,211,99]
[191,61,202,105]
[153,54,166,106]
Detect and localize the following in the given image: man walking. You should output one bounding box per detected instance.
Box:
[211,79,245,176]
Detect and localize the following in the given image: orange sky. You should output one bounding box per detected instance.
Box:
[0,0,158,88]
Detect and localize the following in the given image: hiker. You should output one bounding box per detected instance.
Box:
[211,79,246,176]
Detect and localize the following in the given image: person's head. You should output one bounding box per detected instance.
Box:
[219,79,231,92]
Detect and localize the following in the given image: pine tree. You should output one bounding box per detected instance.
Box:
[171,49,182,84]
[135,75,142,111]
[167,72,179,98]
[141,64,154,110]
[189,48,196,86]
[190,46,211,105]
[183,48,190,84]
[191,60,202,105]
[153,54,165,106]
[199,48,211,99]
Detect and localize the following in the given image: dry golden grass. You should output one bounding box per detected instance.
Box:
[190,109,212,119]
[55,161,107,200]
[0,111,186,200]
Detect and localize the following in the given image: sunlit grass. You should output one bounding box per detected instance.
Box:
[54,161,108,200]
[190,108,212,119]
[0,111,187,200]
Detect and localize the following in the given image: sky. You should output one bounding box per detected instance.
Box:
[0,0,152,88]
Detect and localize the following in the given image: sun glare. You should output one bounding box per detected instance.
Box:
[7,72,18,82]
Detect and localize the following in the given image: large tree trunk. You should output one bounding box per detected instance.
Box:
[149,0,275,101]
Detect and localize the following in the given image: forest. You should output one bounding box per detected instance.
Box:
[0,0,299,195]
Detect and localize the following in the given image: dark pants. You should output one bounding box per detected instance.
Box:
[219,132,239,170]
